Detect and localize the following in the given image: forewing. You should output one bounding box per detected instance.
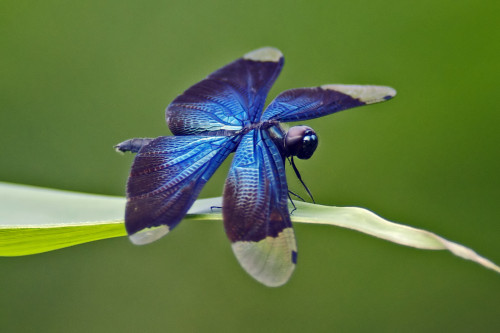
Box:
[126,135,238,245]
[223,130,297,287]
[166,47,284,135]
[262,84,396,122]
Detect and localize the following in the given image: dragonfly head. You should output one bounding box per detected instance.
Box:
[285,125,318,159]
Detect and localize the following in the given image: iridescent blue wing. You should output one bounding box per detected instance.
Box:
[126,135,238,245]
[166,47,284,135]
[261,84,396,122]
[223,129,297,287]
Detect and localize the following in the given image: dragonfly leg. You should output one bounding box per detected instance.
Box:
[287,192,297,215]
[210,206,222,213]
[289,156,316,204]
[288,189,305,202]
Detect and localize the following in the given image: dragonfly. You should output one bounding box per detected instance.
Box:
[116,47,396,287]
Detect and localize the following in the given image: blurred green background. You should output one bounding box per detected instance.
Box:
[1,0,499,332]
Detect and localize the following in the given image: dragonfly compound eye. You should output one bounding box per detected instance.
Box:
[285,126,318,159]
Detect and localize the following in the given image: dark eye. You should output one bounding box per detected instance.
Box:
[296,131,318,159]
[285,126,319,160]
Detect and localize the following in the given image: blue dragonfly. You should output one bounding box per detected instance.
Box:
[116,47,396,287]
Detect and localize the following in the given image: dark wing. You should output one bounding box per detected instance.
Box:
[261,84,396,122]
[166,47,284,135]
[223,129,297,287]
[126,135,238,245]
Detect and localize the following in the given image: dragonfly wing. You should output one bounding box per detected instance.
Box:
[223,129,297,287]
[166,47,284,135]
[261,84,396,122]
[126,135,238,245]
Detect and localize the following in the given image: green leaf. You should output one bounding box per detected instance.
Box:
[0,182,220,256]
[290,202,500,274]
[0,182,498,274]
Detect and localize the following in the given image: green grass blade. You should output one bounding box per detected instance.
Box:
[0,182,498,274]
[0,222,126,256]
[291,201,500,274]
[0,182,126,256]
[0,182,219,256]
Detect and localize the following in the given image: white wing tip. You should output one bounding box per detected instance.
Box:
[243,47,283,63]
[231,228,296,287]
[129,225,170,245]
[321,84,397,103]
